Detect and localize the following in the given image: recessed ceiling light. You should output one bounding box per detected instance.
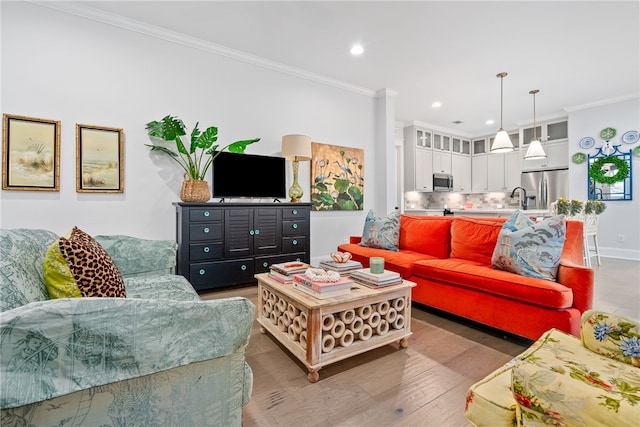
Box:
[432,102,442,108]
[350,44,364,55]
[486,119,495,125]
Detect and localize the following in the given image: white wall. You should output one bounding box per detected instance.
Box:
[0,1,384,261]
[568,97,640,260]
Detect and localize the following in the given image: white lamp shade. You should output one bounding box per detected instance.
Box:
[491,129,514,153]
[281,134,312,161]
[524,139,547,160]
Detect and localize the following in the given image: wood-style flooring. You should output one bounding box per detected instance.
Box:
[199,257,639,427]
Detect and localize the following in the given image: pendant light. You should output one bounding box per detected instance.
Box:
[524,89,547,160]
[490,72,514,153]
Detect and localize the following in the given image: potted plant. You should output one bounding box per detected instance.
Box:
[145,115,260,202]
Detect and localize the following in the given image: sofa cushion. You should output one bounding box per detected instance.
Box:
[398,215,451,258]
[411,258,573,309]
[450,217,504,265]
[43,227,126,298]
[359,209,400,251]
[337,243,437,278]
[492,211,566,281]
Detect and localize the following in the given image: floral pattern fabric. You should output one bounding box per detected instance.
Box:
[466,310,640,427]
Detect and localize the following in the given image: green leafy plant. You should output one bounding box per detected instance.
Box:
[145,115,260,180]
[584,200,607,215]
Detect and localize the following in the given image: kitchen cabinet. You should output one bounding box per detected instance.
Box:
[433,132,451,151]
[522,119,568,145]
[452,137,471,155]
[521,140,569,171]
[473,138,487,155]
[451,153,471,192]
[433,150,452,174]
[404,125,434,192]
[487,150,521,191]
[471,155,488,192]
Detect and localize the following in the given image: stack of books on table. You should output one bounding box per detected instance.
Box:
[268,261,311,284]
[317,259,363,274]
[350,268,403,288]
[292,274,354,299]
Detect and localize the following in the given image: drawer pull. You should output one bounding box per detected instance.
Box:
[293,239,298,245]
[292,223,298,229]
[292,209,298,215]
[296,257,301,262]
[255,229,260,235]
[203,247,210,253]
[204,211,210,217]
[203,227,209,233]
[250,230,255,236]
[199,269,205,276]
[263,261,268,267]
[241,265,247,271]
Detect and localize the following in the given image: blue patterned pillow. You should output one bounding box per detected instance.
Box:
[359,209,400,251]
[491,210,566,280]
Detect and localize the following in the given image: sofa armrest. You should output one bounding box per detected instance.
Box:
[557,258,594,313]
[0,296,255,409]
[349,235,362,244]
[95,235,177,277]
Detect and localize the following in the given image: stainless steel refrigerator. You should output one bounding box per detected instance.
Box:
[521,168,569,210]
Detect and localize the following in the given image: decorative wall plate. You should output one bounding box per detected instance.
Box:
[600,127,616,140]
[579,137,595,149]
[572,152,587,164]
[634,146,640,157]
[622,130,639,144]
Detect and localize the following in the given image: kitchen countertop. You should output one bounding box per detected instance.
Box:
[405,208,549,215]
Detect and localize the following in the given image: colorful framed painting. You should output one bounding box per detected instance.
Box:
[2,114,61,191]
[310,142,364,211]
[76,123,124,193]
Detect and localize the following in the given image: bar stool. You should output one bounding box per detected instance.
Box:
[583,213,601,267]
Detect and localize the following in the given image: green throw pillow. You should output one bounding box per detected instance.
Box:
[491,210,566,280]
[43,227,126,298]
[359,209,400,251]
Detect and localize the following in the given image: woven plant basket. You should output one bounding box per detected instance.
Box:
[180,174,210,202]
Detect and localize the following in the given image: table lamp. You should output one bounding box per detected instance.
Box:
[281,134,312,202]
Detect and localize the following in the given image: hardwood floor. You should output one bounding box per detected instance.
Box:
[200,258,639,427]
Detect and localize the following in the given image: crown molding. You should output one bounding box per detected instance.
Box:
[29,1,377,98]
[564,93,640,112]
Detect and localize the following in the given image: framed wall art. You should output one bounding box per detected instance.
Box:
[76,123,124,193]
[2,114,61,191]
[310,142,364,211]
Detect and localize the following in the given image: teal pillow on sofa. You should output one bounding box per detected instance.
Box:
[359,209,400,251]
[491,210,566,280]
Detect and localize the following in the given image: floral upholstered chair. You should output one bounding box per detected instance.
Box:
[465,310,640,426]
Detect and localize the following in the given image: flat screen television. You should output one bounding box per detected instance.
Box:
[211,151,286,199]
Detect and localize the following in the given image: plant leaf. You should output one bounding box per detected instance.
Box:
[189,122,202,155]
[227,138,260,153]
[145,144,179,158]
[145,115,186,141]
[195,126,219,151]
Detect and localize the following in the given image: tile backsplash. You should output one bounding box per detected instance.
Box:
[404,191,522,210]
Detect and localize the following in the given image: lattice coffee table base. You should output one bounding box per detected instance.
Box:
[255,273,415,382]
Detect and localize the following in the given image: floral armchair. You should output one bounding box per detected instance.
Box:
[465,310,640,426]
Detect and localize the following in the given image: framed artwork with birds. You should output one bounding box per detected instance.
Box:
[310,142,364,211]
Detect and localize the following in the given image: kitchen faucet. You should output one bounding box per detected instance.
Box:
[510,186,528,210]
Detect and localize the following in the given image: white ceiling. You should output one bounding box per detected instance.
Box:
[75,0,639,136]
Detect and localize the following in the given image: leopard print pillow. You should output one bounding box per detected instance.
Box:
[44,227,126,298]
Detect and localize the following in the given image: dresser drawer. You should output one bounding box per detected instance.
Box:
[282,236,306,252]
[254,253,307,274]
[189,208,223,222]
[189,223,223,241]
[189,242,223,262]
[282,220,309,237]
[282,207,309,220]
[189,259,254,288]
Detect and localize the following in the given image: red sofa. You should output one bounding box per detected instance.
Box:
[338,215,593,340]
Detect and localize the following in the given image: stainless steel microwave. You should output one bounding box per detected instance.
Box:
[433,173,453,191]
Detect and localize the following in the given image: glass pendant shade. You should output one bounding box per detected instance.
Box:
[491,129,513,153]
[524,139,547,159]
[490,72,514,153]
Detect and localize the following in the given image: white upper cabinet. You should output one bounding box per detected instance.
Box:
[521,119,569,171]
[452,137,471,155]
[452,153,471,192]
[404,125,434,192]
[433,150,452,174]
